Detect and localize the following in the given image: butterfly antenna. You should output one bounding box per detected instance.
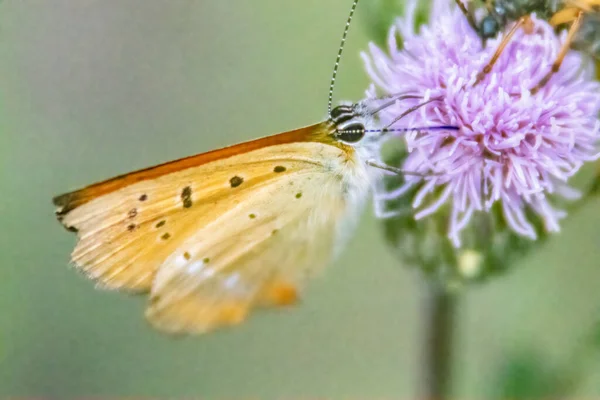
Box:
[327,0,360,116]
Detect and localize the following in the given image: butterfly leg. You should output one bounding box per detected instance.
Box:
[373,194,403,219]
[372,178,410,219]
[367,93,426,116]
[372,180,418,219]
[382,97,444,130]
[472,15,531,86]
[367,160,440,178]
[530,10,584,95]
[369,160,430,218]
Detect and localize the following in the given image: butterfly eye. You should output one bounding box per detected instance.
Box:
[336,122,365,143]
[330,105,355,123]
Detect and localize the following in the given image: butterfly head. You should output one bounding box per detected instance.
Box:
[328,102,378,146]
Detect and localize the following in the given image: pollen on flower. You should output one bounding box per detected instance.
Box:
[363,0,600,246]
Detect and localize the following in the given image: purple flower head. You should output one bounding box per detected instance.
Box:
[363,0,600,247]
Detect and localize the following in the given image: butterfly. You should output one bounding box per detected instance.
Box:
[52,0,455,335]
[54,101,379,333]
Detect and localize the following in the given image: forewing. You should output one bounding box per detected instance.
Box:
[146,166,347,334]
[53,125,326,291]
[53,123,362,334]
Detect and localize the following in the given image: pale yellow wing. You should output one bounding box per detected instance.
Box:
[53,123,365,333]
[146,162,347,333]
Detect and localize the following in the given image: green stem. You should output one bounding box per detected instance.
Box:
[421,280,457,400]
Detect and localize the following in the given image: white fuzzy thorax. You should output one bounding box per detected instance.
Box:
[327,102,385,258]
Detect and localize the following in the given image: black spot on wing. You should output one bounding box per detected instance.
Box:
[230,176,243,188]
[181,186,193,208]
[273,166,286,173]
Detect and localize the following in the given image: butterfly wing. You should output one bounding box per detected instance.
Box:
[146,161,348,333]
[53,123,371,333]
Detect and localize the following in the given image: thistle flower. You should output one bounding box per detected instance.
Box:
[363,0,600,248]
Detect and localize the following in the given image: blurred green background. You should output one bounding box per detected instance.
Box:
[1,0,599,397]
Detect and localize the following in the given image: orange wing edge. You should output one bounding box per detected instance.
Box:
[52,122,333,228]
